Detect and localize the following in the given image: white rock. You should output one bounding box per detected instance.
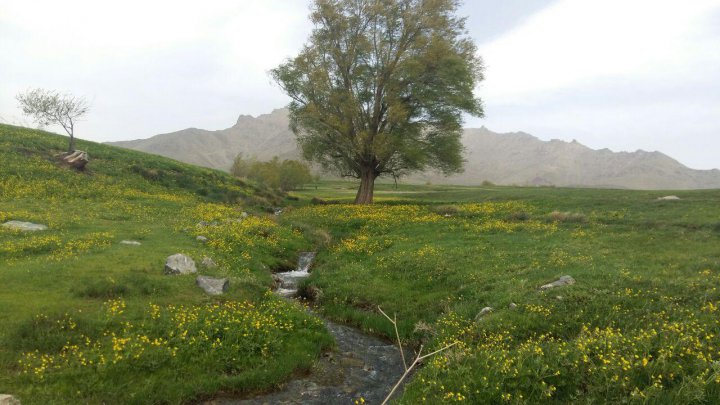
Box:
[477,307,494,317]
[2,221,47,231]
[164,254,197,275]
[196,235,208,243]
[508,302,517,309]
[657,195,680,200]
[120,240,141,246]
[540,275,576,290]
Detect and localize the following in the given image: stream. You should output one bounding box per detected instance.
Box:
[206,253,408,405]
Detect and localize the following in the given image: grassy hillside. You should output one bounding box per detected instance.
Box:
[0,125,332,404]
[287,183,720,403]
[3,125,720,403]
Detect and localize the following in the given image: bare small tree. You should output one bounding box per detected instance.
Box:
[16,88,90,152]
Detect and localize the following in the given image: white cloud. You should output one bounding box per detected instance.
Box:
[1,0,718,169]
[470,0,720,169]
[479,0,720,102]
[0,0,312,139]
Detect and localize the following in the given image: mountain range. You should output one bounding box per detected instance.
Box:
[108,108,720,190]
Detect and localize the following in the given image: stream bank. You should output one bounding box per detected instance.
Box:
[204,253,409,404]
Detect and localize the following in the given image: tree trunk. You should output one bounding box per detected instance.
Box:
[354,170,376,204]
[68,134,76,152]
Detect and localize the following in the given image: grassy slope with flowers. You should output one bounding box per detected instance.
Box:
[0,124,332,404]
[287,182,720,403]
[4,123,720,404]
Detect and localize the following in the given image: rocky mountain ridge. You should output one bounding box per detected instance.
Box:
[108,109,720,190]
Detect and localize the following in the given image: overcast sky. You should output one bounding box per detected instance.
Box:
[1,0,719,169]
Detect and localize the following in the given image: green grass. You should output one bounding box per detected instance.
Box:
[287,182,720,403]
[3,124,720,403]
[0,124,332,404]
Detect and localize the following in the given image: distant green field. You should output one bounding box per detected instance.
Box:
[2,124,720,404]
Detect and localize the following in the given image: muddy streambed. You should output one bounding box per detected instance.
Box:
[206,253,408,404]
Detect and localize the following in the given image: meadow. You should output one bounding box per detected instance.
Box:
[0,124,332,404]
[287,183,720,403]
[2,124,719,404]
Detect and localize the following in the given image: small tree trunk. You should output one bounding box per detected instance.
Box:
[68,133,76,152]
[354,169,376,204]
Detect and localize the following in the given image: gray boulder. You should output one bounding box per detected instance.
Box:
[196,275,229,295]
[475,307,494,320]
[0,395,21,405]
[196,235,208,243]
[2,221,47,231]
[164,254,197,275]
[540,275,575,290]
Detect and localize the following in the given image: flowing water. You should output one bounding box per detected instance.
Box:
[274,252,316,297]
[204,253,408,405]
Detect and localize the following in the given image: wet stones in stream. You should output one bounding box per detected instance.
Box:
[205,252,409,404]
[206,321,406,405]
[272,252,316,298]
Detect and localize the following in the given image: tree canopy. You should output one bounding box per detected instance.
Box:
[272,0,483,203]
[231,154,314,191]
[16,88,90,152]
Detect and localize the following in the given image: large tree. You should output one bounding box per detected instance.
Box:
[16,88,90,152]
[272,0,483,203]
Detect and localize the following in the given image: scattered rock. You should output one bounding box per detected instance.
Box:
[540,275,576,290]
[164,254,197,275]
[241,211,249,218]
[196,235,208,243]
[508,302,517,309]
[657,195,680,200]
[556,296,564,300]
[0,395,21,405]
[476,307,494,319]
[196,221,219,227]
[274,208,283,216]
[201,257,217,268]
[298,285,323,302]
[196,275,229,295]
[60,150,89,171]
[120,240,141,246]
[2,221,47,232]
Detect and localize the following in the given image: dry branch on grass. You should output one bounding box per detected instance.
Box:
[378,306,459,405]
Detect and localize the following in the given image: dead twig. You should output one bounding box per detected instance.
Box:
[379,306,459,405]
[378,306,407,371]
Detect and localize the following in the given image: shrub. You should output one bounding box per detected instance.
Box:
[232,155,313,191]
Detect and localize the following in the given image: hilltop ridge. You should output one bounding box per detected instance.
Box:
[108,109,720,190]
